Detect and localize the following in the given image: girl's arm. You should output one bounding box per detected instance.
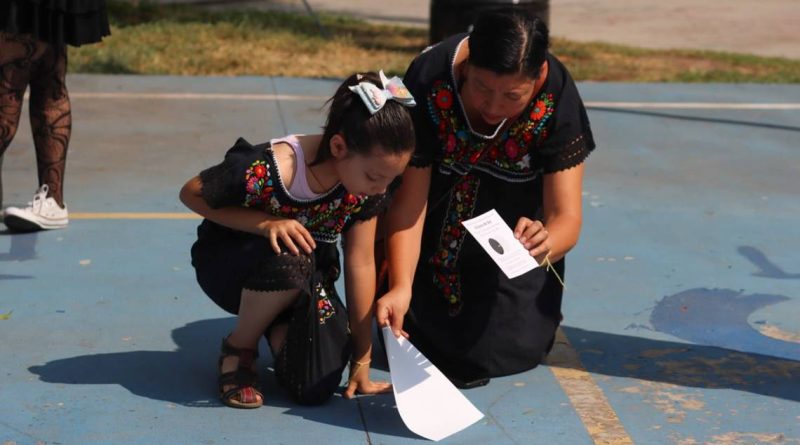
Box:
[514,162,585,263]
[342,216,392,399]
[179,176,315,255]
[375,166,432,338]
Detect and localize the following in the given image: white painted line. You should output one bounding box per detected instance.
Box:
[23,91,800,110]
[586,101,800,110]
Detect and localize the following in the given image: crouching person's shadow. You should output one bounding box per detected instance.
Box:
[28,318,239,407]
[27,317,411,436]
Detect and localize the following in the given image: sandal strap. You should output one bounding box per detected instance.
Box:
[219,368,259,387]
[221,385,263,405]
[220,337,259,369]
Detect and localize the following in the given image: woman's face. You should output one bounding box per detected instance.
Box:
[460,64,537,126]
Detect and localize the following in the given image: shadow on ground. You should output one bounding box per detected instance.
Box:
[588,107,800,133]
[27,317,417,438]
[563,325,800,403]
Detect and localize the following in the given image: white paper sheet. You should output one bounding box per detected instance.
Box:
[461,209,540,279]
[382,327,484,441]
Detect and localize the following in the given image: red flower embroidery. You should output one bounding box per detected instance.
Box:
[530,100,547,121]
[435,89,453,110]
[469,150,482,163]
[253,164,267,178]
[446,134,457,152]
[505,139,519,159]
[344,194,358,205]
[522,131,533,143]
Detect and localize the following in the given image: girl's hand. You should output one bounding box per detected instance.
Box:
[513,217,551,264]
[261,219,316,255]
[343,360,392,399]
[376,289,411,339]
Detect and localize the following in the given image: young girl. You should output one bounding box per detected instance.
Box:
[180,72,416,408]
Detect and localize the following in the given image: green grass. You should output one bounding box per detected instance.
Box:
[68,1,800,82]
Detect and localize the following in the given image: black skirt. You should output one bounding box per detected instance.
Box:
[1,0,110,46]
[404,171,565,381]
[190,220,342,314]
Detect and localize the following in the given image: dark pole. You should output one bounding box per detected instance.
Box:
[429,0,550,45]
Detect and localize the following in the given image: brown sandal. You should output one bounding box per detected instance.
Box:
[218,337,263,409]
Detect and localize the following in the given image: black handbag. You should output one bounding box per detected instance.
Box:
[274,276,352,405]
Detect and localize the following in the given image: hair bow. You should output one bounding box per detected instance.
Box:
[349,70,416,115]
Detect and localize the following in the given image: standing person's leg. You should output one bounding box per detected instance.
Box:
[2,38,70,231]
[0,154,4,212]
[0,32,36,211]
[29,42,70,207]
[219,288,300,409]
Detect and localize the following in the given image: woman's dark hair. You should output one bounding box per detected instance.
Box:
[312,72,415,165]
[468,9,549,79]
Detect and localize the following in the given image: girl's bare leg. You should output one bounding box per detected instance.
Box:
[221,288,300,404]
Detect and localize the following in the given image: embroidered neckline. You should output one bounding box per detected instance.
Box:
[243,151,368,243]
[264,143,345,205]
[428,80,556,177]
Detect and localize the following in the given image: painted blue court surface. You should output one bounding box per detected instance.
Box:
[1,76,798,444]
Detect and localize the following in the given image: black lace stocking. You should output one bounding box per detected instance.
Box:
[0,32,70,207]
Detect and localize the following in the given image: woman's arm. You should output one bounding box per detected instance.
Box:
[342,217,391,398]
[179,176,315,255]
[375,165,432,337]
[514,162,585,263]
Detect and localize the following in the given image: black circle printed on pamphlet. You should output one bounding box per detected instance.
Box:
[488,238,504,255]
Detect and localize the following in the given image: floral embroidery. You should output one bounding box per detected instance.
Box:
[425,79,556,313]
[244,160,274,207]
[315,283,336,324]
[429,174,480,315]
[427,80,555,175]
[435,87,453,110]
[243,157,368,243]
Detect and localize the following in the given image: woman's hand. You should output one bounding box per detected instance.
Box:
[260,219,316,255]
[343,361,392,399]
[376,288,411,339]
[513,217,551,264]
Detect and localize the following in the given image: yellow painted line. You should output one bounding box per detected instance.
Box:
[547,328,635,445]
[70,92,327,101]
[69,212,200,219]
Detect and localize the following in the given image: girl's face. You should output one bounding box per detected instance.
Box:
[460,64,537,126]
[331,135,412,196]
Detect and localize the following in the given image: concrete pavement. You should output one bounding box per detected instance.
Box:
[1,74,798,444]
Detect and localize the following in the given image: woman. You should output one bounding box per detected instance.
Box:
[376,10,595,386]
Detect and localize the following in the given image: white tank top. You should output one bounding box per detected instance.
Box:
[270,135,324,200]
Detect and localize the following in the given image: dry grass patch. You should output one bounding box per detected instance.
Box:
[69,1,800,82]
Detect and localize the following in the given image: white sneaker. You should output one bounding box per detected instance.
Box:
[3,184,69,231]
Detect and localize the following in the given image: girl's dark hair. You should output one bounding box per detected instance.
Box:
[312,72,415,165]
[468,9,549,79]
